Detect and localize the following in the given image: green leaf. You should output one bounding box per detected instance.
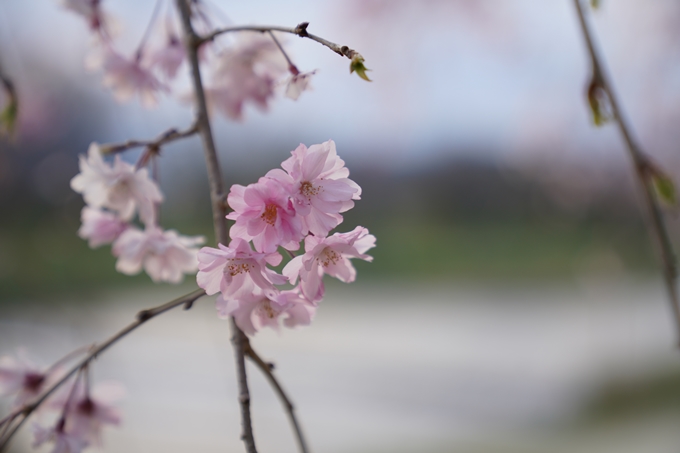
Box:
[349,54,372,82]
[653,173,677,206]
[591,0,601,9]
[0,95,17,137]
[587,79,611,127]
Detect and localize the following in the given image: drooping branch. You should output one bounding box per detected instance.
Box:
[174,1,257,452]
[573,0,680,341]
[201,22,364,62]
[0,288,206,452]
[244,340,309,453]
[100,121,199,154]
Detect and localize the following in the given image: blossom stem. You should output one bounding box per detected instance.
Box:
[244,341,309,453]
[100,121,199,155]
[174,1,258,452]
[201,22,364,62]
[573,0,680,343]
[0,289,206,452]
[267,31,299,75]
[135,0,164,61]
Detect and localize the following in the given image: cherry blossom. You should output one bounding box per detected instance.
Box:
[284,70,316,101]
[32,423,88,453]
[87,46,167,108]
[147,34,185,80]
[216,288,315,335]
[284,226,376,302]
[196,238,286,299]
[78,207,128,248]
[0,354,57,408]
[267,140,361,236]
[112,226,204,283]
[49,380,124,447]
[227,177,303,253]
[60,0,109,34]
[70,143,163,226]
[205,33,287,121]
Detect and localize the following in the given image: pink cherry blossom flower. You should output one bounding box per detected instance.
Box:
[196,238,286,299]
[216,288,315,335]
[112,226,204,283]
[0,354,57,408]
[267,140,361,237]
[284,70,316,101]
[227,177,303,253]
[70,143,163,225]
[49,380,123,447]
[78,207,128,248]
[32,423,88,453]
[284,226,376,302]
[87,46,167,108]
[204,33,287,121]
[60,0,109,34]
[147,34,185,80]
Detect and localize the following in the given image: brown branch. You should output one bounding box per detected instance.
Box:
[201,22,364,62]
[244,341,309,453]
[100,121,199,154]
[174,1,257,452]
[573,0,680,342]
[0,288,206,452]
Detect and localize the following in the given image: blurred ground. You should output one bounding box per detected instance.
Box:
[3,281,680,453]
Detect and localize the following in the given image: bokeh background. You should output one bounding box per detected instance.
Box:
[3,0,680,452]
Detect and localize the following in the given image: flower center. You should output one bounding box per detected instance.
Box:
[258,300,278,319]
[261,204,277,226]
[23,373,45,392]
[300,181,320,198]
[319,248,341,267]
[226,260,252,277]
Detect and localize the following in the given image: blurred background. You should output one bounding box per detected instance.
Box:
[3,0,680,452]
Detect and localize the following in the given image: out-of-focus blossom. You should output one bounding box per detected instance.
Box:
[87,46,167,108]
[32,423,88,453]
[196,238,286,299]
[70,143,163,226]
[284,226,375,301]
[78,207,128,248]
[227,177,303,253]
[49,380,124,447]
[0,354,57,408]
[267,140,361,236]
[284,70,316,101]
[112,226,204,283]
[216,288,315,335]
[147,34,185,80]
[205,33,287,121]
[60,0,109,34]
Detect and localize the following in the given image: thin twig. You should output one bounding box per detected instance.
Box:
[245,341,309,453]
[573,0,680,341]
[0,289,206,452]
[100,121,199,154]
[174,1,257,452]
[201,22,364,61]
[267,30,298,74]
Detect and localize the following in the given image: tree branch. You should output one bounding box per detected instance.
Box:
[0,288,206,452]
[174,1,257,452]
[201,22,364,61]
[100,121,199,155]
[573,0,680,342]
[244,341,309,453]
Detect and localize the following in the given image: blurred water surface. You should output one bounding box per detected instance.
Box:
[3,280,680,453]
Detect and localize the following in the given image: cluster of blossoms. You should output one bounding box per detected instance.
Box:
[71,143,204,283]
[197,140,375,335]
[0,353,123,453]
[61,0,315,117]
